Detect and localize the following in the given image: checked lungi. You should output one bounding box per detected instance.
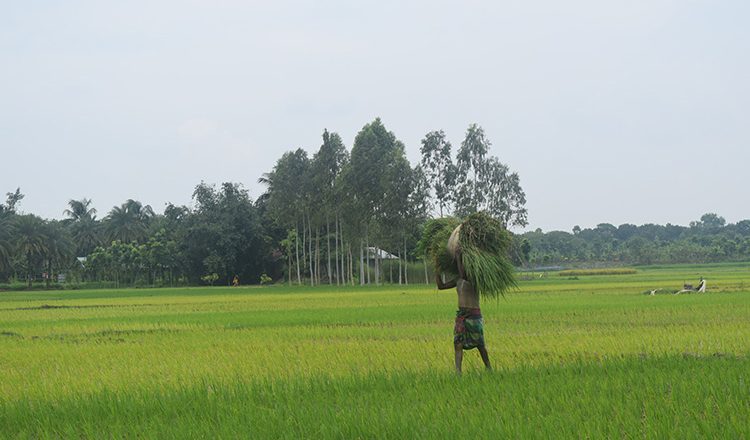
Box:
[454,307,485,350]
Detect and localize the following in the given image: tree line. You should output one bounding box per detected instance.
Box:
[4,118,744,289]
[0,119,526,288]
[521,213,750,266]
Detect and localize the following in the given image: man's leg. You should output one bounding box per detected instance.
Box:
[478,346,492,371]
[454,343,463,375]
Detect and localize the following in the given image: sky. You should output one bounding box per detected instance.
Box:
[1,0,748,232]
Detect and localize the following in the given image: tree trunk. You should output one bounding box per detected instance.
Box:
[288,250,292,285]
[404,240,409,285]
[388,258,393,284]
[375,246,380,285]
[316,227,321,285]
[349,243,354,286]
[365,227,370,285]
[301,218,307,284]
[295,222,302,285]
[335,215,340,285]
[398,251,402,285]
[308,215,314,286]
[326,219,331,284]
[423,257,429,285]
[359,238,365,286]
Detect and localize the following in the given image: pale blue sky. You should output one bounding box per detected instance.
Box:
[1,1,748,231]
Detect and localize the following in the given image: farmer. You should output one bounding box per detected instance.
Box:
[436,226,492,375]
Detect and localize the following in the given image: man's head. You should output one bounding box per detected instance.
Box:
[447,225,461,258]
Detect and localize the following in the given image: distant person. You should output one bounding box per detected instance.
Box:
[232,275,239,287]
[436,227,492,375]
[697,277,706,292]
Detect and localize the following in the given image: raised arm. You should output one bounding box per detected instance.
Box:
[435,272,457,290]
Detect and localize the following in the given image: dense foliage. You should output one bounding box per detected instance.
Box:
[2,118,746,289]
[458,212,516,298]
[0,120,527,288]
[521,214,750,266]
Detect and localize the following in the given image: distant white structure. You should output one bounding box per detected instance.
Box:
[365,247,399,260]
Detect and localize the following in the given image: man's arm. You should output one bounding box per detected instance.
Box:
[436,272,457,290]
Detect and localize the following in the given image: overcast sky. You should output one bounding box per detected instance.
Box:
[1,1,748,232]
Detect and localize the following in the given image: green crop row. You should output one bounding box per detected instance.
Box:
[558,268,638,276]
[1,264,748,437]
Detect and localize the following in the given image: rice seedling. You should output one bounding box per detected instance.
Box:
[0,263,748,438]
[559,268,638,276]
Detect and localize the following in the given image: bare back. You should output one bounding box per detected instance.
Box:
[457,278,480,309]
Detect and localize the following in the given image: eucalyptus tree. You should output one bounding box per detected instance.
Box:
[483,157,528,228]
[311,129,349,284]
[105,199,155,244]
[420,130,456,217]
[454,124,490,217]
[454,124,528,227]
[259,149,311,284]
[345,118,412,284]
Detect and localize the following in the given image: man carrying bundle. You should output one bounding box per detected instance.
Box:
[436,230,491,374]
[421,212,515,375]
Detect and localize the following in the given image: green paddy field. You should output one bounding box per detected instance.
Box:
[1,263,749,438]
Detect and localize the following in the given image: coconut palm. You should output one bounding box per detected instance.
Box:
[64,198,97,222]
[0,215,16,272]
[64,198,101,256]
[14,215,48,287]
[41,221,75,287]
[105,199,155,244]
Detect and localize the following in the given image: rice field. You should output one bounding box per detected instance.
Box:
[1,263,749,438]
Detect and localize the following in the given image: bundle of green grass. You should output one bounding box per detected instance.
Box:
[420,212,516,299]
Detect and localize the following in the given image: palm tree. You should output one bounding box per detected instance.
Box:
[64,198,97,222]
[64,198,101,256]
[0,215,16,272]
[41,221,75,287]
[14,215,48,287]
[105,199,155,244]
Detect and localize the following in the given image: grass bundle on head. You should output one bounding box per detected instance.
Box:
[458,212,517,299]
[419,217,461,277]
[421,212,517,299]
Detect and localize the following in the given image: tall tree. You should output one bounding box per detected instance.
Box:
[312,130,349,284]
[3,188,24,214]
[420,130,455,217]
[64,198,101,256]
[105,199,155,243]
[14,215,48,287]
[0,215,15,273]
[41,221,74,287]
[64,198,97,221]
[182,182,268,285]
[259,149,311,284]
[483,157,528,227]
[455,124,490,217]
[454,124,528,227]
